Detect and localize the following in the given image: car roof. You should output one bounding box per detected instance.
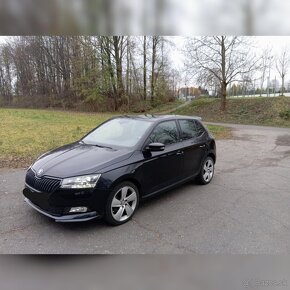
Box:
[117,114,202,123]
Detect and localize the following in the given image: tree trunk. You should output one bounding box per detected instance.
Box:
[220,36,227,111]
[221,81,227,111]
[107,53,117,110]
[113,36,124,102]
[151,37,157,103]
[143,36,147,101]
[282,75,285,96]
[126,37,130,95]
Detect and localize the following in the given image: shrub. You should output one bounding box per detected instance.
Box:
[279,109,290,120]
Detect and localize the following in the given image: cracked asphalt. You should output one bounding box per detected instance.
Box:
[1,123,290,254]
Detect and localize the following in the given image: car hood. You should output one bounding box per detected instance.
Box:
[32,142,134,178]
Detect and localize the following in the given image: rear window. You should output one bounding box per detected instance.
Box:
[178,119,205,140]
[194,120,206,136]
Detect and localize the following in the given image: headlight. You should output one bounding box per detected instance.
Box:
[61,174,101,189]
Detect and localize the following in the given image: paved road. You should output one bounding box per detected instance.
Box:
[1,123,290,254]
[160,100,192,114]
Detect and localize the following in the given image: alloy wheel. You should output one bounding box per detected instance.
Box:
[203,159,214,182]
[111,186,137,222]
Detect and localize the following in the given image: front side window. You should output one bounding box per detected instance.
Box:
[82,118,152,148]
[147,121,179,145]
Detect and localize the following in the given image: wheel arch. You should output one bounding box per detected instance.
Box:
[207,152,216,164]
[110,175,143,197]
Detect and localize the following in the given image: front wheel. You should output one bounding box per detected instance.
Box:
[105,181,139,226]
[196,156,215,185]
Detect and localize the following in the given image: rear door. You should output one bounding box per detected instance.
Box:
[178,119,207,178]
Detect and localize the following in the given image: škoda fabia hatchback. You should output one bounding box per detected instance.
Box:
[23,115,216,225]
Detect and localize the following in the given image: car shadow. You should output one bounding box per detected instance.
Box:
[139,180,200,209]
[37,180,203,231]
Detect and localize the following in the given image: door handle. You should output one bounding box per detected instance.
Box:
[199,144,206,148]
[176,150,184,155]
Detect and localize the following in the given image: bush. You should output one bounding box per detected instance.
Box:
[279,109,290,120]
[129,100,153,113]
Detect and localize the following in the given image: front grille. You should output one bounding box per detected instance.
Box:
[25,168,61,193]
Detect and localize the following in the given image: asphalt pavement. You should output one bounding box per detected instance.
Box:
[1,123,290,254]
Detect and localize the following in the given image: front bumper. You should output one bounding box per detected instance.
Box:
[23,181,107,222]
[24,198,100,222]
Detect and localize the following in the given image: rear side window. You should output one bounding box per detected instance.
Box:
[194,120,206,136]
[148,121,179,145]
[178,119,205,140]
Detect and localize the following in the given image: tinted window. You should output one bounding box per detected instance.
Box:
[82,118,151,148]
[194,120,205,136]
[178,120,198,140]
[148,121,179,145]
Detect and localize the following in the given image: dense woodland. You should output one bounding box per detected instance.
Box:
[0,36,180,111]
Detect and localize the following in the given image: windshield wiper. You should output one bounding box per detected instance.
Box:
[79,140,113,149]
[94,144,113,149]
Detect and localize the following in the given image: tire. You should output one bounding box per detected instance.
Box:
[196,156,215,185]
[105,181,139,226]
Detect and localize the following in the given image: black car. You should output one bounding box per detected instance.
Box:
[23,115,216,225]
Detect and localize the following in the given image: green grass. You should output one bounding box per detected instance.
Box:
[0,107,229,168]
[0,108,112,168]
[174,96,290,127]
[206,124,232,139]
[149,100,183,113]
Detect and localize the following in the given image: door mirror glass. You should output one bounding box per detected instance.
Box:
[146,142,165,152]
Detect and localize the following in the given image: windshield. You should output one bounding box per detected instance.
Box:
[82,118,152,148]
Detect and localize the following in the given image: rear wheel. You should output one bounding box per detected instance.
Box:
[105,181,139,226]
[196,156,214,185]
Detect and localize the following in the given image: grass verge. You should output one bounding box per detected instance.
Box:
[206,124,232,139]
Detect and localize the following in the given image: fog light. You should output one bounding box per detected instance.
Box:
[69,207,88,213]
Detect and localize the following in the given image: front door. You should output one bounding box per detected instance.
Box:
[138,120,184,195]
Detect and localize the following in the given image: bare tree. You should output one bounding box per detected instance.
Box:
[0,36,179,111]
[150,36,159,103]
[143,36,147,101]
[276,48,290,96]
[184,36,259,111]
[259,47,272,96]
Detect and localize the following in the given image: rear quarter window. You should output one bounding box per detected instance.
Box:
[178,119,206,140]
[178,119,198,140]
[194,120,206,137]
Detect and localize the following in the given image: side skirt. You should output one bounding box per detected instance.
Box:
[141,174,197,200]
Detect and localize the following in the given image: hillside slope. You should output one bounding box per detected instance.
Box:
[174,97,290,127]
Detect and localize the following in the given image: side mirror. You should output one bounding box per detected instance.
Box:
[146,142,165,152]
